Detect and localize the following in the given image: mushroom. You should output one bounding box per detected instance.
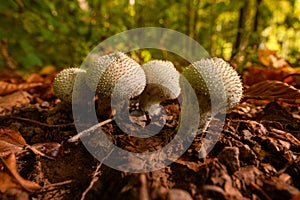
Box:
[53,54,242,132]
[84,52,147,116]
[138,60,181,116]
[53,68,87,103]
[182,57,243,130]
[85,52,146,100]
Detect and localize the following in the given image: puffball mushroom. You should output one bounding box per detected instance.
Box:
[84,52,147,117]
[52,53,242,132]
[85,52,146,100]
[139,60,181,115]
[182,57,243,130]
[53,68,87,103]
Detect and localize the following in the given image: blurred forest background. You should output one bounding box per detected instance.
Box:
[0,0,299,72]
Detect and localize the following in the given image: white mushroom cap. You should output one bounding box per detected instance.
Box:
[85,52,146,99]
[139,60,181,114]
[212,57,243,109]
[183,57,243,113]
[53,68,87,103]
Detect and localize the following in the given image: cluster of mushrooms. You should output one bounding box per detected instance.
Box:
[53,52,243,129]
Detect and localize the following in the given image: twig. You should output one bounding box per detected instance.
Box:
[68,118,114,142]
[250,182,272,200]
[44,180,73,188]
[0,116,75,128]
[139,174,149,200]
[0,39,16,69]
[25,145,55,160]
[80,148,114,200]
[35,180,73,194]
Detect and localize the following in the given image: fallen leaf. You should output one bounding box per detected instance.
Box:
[283,73,300,89]
[0,81,42,96]
[0,127,61,159]
[0,154,41,193]
[0,91,33,115]
[243,80,300,104]
[0,127,27,158]
[0,169,22,193]
[243,67,284,85]
[292,192,300,200]
[26,73,44,83]
[243,67,294,86]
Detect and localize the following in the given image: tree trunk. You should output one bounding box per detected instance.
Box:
[231,1,248,59]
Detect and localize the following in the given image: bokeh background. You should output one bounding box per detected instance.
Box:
[0,0,299,72]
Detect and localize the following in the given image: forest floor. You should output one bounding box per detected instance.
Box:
[0,67,300,200]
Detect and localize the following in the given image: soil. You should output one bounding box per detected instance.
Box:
[0,74,300,200]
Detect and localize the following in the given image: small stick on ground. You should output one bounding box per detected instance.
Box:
[139,173,150,200]
[0,116,75,128]
[80,148,114,200]
[68,118,113,142]
[250,182,272,200]
[25,145,55,160]
[36,180,73,194]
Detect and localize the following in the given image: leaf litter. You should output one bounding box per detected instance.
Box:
[0,63,299,199]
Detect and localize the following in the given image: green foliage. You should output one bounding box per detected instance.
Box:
[0,0,299,72]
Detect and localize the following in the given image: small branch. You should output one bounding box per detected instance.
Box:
[68,118,114,142]
[80,148,114,200]
[36,180,73,194]
[250,182,272,200]
[0,116,75,128]
[139,174,149,200]
[1,39,16,69]
[25,145,55,160]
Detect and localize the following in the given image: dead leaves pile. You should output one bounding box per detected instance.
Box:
[244,80,300,104]
[0,67,56,115]
[0,127,61,199]
[243,46,300,89]
[0,81,42,96]
[0,154,41,194]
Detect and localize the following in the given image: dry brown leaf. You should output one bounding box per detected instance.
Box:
[0,91,33,115]
[243,80,300,104]
[0,81,42,96]
[26,73,44,83]
[0,170,22,193]
[0,127,27,146]
[292,192,300,200]
[243,67,294,86]
[0,154,41,192]
[0,127,61,159]
[0,127,27,158]
[283,73,300,89]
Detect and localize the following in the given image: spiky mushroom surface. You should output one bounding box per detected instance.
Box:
[53,68,87,103]
[139,60,181,115]
[212,57,243,109]
[182,57,243,130]
[85,52,146,100]
[183,57,242,112]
